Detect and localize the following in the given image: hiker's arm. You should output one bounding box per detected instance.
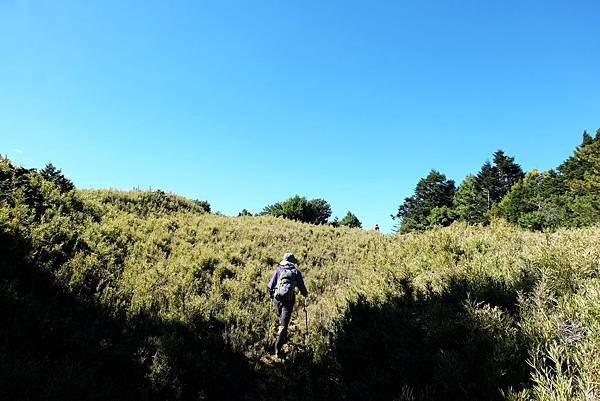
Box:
[297,271,308,297]
[267,269,279,297]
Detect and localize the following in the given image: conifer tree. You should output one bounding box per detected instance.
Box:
[339,211,362,228]
[582,130,593,146]
[453,175,487,224]
[475,151,523,208]
[41,163,75,193]
[558,130,600,184]
[497,130,600,229]
[475,162,498,209]
[494,150,525,198]
[394,170,455,232]
[565,132,600,195]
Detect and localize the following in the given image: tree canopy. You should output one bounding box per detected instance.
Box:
[475,151,524,208]
[40,163,75,193]
[497,130,600,229]
[261,195,332,225]
[452,175,487,224]
[394,170,456,233]
[339,211,362,228]
[394,132,600,233]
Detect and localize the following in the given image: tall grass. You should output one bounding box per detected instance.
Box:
[1,160,599,400]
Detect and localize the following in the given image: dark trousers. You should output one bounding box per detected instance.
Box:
[274,299,294,354]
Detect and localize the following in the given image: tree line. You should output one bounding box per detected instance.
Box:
[394,129,600,232]
[242,195,363,228]
[251,128,600,233]
[8,127,598,234]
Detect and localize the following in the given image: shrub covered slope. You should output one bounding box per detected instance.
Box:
[1,157,599,401]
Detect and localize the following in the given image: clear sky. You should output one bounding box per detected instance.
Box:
[1,0,599,232]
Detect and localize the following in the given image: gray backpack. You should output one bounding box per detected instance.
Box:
[274,268,297,303]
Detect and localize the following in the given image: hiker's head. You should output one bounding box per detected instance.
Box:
[282,252,299,264]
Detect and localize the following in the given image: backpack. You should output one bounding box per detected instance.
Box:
[274,267,297,304]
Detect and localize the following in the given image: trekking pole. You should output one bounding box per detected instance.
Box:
[303,297,308,347]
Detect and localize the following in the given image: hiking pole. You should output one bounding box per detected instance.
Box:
[303,297,308,348]
[270,291,277,357]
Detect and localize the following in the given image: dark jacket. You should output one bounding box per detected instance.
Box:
[267,262,308,298]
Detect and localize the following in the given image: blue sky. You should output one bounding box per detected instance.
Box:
[1,0,599,232]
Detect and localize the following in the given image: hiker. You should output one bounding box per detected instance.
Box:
[373,224,380,231]
[267,252,308,359]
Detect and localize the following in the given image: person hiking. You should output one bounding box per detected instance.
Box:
[267,252,308,359]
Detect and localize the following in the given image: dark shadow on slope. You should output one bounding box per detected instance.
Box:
[247,275,535,401]
[0,229,255,401]
[329,277,533,401]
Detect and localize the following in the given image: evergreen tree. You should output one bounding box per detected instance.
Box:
[41,163,75,193]
[498,130,600,229]
[564,131,600,195]
[280,196,310,222]
[307,198,333,225]
[582,130,593,146]
[339,211,362,228]
[475,161,498,209]
[558,130,600,184]
[261,202,284,217]
[494,150,525,198]
[475,151,523,208]
[394,170,455,233]
[453,175,487,224]
[563,131,600,225]
[426,206,455,228]
[496,169,566,230]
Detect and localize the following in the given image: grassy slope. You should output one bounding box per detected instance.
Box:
[2,177,600,400]
[65,191,600,399]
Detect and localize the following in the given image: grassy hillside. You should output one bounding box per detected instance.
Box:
[1,158,599,400]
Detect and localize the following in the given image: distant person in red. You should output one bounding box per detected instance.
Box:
[267,253,308,359]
